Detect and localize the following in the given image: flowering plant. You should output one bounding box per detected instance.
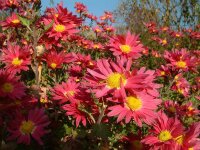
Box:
[0,1,199,150]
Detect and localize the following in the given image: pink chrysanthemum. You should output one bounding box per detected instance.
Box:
[174,122,200,150]
[164,49,197,71]
[0,70,26,99]
[51,79,80,104]
[42,50,74,69]
[1,13,21,30]
[42,3,81,41]
[1,43,31,74]
[171,74,190,97]
[7,108,50,145]
[86,58,146,98]
[108,31,143,59]
[62,101,87,127]
[107,92,161,127]
[141,111,184,150]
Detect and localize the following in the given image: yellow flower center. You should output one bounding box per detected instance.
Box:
[54,24,65,32]
[12,19,20,24]
[176,61,186,68]
[188,148,194,150]
[174,135,184,145]
[106,73,126,89]
[64,90,75,97]
[126,96,142,111]
[20,120,35,134]
[160,71,165,76]
[50,63,57,69]
[132,140,143,150]
[158,130,172,142]
[2,83,14,93]
[12,57,23,66]
[120,44,131,53]
[178,88,184,94]
[162,39,167,45]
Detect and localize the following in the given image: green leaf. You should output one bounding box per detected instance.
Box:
[17,15,31,28]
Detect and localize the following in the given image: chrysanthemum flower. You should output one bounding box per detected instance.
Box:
[86,58,143,98]
[74,2,88,13]
[163,100,180,115]
[7,108,50,145]
[107,92,161,127]
[174,122,200,150]
[51,79,80,104]
[156,65,171,77]
[0,70,26,99]
[108,31,143,59]
[1,13,21,30]
[179,102,200,117]
[141,111,184,150]
[1,43,31,74]
[62,101,87,127]
[171,74,190,97]
[164,49,197,71]
[42,50,74,70]
[42,3,81,41]
[86,58,160,99]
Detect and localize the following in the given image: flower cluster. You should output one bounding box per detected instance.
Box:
[0,1,199,149]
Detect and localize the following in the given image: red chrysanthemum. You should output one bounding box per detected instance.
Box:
[0,70,26,99]
[62,101,87,127]
[141,111,184,150]
[7,108,50,145]
[174,122,200,150]
[164,49,197,72]
[42,3,81,41]
[1,43,31,74]
[108,31,143,59]
[42,50,74,70]
[51,79,80,104]
[1,13,21,30]
[86,58,143,98]
[86,58,160,99]
[107,92,161,127]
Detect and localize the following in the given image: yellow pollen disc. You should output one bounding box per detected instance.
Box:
[20,120,35,134]
[54,24,65,32]
[12,57,23,66]
[188,106,193,111]
[174,135,184,145]
[188,148,194,150]
[106,73,126,89]
[54,14,59,17]
[120,44,131,53]
[2,83,14,93]
[132,140,143,150]
[64,90,75,97]
[178,88,184,94]
[126,96,142,111]
[160,71,165,76]
[50,63,57,69]
[12,19,20,24]
[158,130,172,142]
[162,39,167,45]
[176,61,186,68]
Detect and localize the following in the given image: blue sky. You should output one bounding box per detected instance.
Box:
[41,0,120,17]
